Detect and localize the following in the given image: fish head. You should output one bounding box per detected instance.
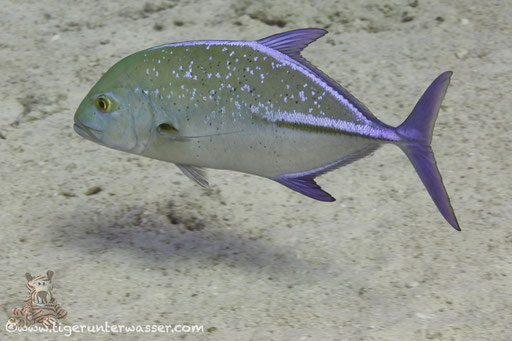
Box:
[74,58,154,155]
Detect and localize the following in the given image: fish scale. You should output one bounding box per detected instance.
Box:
[143,44,347,126]
[137,43,372,175]
[74,28,460,230]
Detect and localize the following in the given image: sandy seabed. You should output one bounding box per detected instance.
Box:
[1,1,510,340]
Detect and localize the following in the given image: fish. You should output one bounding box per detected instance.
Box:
[74,28,460,230]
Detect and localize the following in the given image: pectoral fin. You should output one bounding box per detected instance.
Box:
[157,123,190,141]
[157,123,245,141]
[176,164,209,188]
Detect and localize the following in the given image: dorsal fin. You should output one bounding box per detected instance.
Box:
[257,28,382,124]
[257,28,327,60]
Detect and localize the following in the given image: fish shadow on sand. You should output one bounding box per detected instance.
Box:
[60,199,310,275]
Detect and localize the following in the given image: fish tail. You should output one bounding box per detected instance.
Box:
[396,71,460,230]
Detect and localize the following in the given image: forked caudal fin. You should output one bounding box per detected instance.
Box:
[396,71,460,231]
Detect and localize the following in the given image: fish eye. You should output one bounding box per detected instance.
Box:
[95,95,113,113]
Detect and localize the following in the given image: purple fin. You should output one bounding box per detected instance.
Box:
[401,144,460,230]
[258,28,327,60]
[289,144,380,179]
[397,71,452,144]
[274,144,379,202]
[258,29,382,124]
[397,72,460,231]
[275,176,335,202]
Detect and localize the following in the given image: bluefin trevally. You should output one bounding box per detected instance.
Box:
[74,28,460,230]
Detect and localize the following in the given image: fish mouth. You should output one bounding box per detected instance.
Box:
[73,121,102,142]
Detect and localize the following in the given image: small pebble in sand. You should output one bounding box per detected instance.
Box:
[153,23,164,31]
[455,49,468,60]
[60,191,76,198]
[84,186,102,196]
[415,312,430,319]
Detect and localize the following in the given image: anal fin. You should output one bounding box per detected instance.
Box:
[273,144,380,202]
[274,176,335,202]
